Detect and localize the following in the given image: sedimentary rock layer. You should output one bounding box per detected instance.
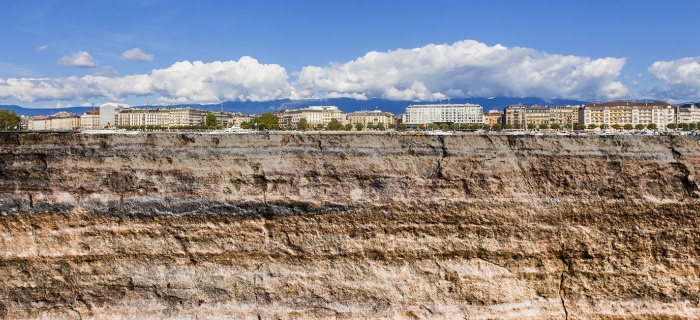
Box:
[0,133,698,319]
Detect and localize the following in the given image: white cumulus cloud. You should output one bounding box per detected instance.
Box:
[649,57,700,100]
[58,51,98,68]
[120,48,155,62]
[292,40,629,101]
[36,45,49,53]
[0,56,289,104]
[149,57,290,104]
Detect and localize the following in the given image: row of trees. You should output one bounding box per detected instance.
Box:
[295,118,390,131]
[413,122,669,132]
[117,125,217,130]
[582,123,657,130]
[668,123,700,131]
[240,112,279,130]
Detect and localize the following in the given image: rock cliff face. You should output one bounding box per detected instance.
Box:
[0,133,699,319]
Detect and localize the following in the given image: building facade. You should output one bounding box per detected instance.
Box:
[346,110,395,128]
[115,107,208,128]
[484,110,503,125]
[80,110,100,129]
[278,106,346,129]
[549,106,579,128]
[403,103,483,125]
[579,101,674,130]
[676,103,700,124]
[503,104,527,127]
[525,106,550,127]
[168,107,208,127]
[28,112,80,131]
[230,113,255,126]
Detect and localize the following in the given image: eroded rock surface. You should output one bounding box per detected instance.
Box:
[0,133,699,319]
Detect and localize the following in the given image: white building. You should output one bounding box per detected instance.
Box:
[676,104,700,124]
[80,110,100,129]
[115,107,208,128]
[403,103,484,125]
[279,106,346,129]
[99,102,131,128]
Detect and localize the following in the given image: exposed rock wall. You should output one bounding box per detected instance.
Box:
[0,133,698,319]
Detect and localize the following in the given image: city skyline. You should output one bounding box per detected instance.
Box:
[2,0,700,109]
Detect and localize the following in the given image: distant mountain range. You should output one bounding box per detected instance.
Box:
[2,97,593,117]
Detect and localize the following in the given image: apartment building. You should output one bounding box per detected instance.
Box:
[346,110,395,127]
[278,106,346,129]
[503,104,527,127]
[676,103,700,124]
[28,112,80,131]
[80,110,100,129]
[525,106,550,126]
[484,110,503,125]
[115,107,207,127]
[230,113,255,126]
[403,103,483,125]
[549,105,580,128]
[166,107,207,127]
[579,101,674,130]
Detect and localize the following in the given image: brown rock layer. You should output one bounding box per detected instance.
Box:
[0,133,699,319]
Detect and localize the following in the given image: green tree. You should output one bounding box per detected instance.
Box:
[565,123,573,130]
[297,118,308,131]
[205,113,218,127]
[355,123,364,131]
[470,124,480,130]
[482,124,491,131]
[257,112,278,130]
[398,123,408,131]
[240,121,254,129]
[647,123,658,130]
[539,123,549,130]
[667,123,677,130]
[623,124,634,130]
[449,123,458,131]
[689,123,697,131]
[343,123,353,131]
[366,123,375,130]
[0,109,21,131]
[491,123,502,131]
[612,124,621,130]
[504,123,514,130]
[588,124,599,129]
[576,124,586,130]
[550,123,560,130]
[316,123,325,130]
[600,124,609,130]
[527,123,536,130]
[439,123,449,132]
[376,123,386,131]
[327,118,342,130]
[635,124,646,130]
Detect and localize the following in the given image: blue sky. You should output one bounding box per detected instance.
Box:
[2,0,700,108]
